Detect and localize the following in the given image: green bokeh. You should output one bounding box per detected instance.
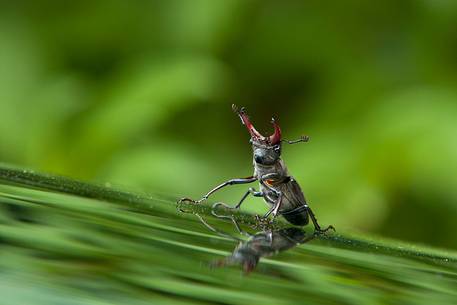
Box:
[1,0,457,249]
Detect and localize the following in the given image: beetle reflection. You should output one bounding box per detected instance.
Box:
[195,212,315,273]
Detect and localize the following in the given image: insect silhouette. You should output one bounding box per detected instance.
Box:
[179,105,334,233]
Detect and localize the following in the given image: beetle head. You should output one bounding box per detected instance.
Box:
[233,104,282,166]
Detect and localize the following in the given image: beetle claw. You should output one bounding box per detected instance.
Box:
[314,225,336,235]
[178,197,193,204]
[178,196,207,205]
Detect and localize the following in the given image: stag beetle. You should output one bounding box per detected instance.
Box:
[180,105,334,233]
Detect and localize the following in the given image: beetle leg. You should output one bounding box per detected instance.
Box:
[235,187,263,209]
[179,176,257,204]
[212,187,263,210]
[259,176,283,219]
[263,207,274,218]
[259,175,281,196]
[260,173,282,181]
[307,206,335,233]
[263,191,282,218]
[196,214,243,241]
[271,194,283,217]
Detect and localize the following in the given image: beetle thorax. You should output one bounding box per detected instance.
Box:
[253,158,288,178]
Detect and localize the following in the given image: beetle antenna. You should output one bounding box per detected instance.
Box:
[281,135,310,144]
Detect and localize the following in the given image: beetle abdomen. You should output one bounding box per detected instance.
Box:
[281,205,309,226]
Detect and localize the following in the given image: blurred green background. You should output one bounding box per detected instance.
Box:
[1,0,456,249]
